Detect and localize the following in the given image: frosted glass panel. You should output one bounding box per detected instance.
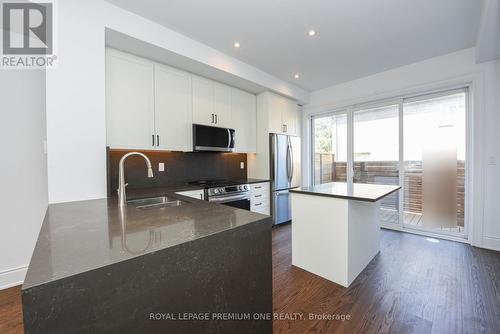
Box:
[403,92,465,234]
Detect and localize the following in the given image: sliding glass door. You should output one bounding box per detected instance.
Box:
[353,104,400,226]
[311,88,468,239]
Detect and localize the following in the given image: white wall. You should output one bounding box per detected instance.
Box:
[46,0,107,203]
[481,59,500,250]
[0,69,48,289]
[46,0,308,204]
[303,48,500,251]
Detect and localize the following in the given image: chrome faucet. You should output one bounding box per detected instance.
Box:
[118,152,154,207]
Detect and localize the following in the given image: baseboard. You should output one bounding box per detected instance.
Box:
[0,266,27,290]
[482,236,500,252]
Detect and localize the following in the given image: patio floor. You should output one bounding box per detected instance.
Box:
[380,208,465,234]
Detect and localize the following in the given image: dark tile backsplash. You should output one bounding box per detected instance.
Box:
[107,149,247,196]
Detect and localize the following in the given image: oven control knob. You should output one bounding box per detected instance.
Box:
[238,185,243,190]
[214,188,220,194]
[243,185,248,190]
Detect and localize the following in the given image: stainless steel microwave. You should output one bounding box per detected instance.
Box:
[193,124,235,152]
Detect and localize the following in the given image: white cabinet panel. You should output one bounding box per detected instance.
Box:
[106,50,155,149]
[213,82,231,127]
[259,92,299,136]
[250,182,270,215]
[266,93,285,134]
[282,98,299,136]
[192,76,215,126]
[231,88,256,153]
[154,64,192,151]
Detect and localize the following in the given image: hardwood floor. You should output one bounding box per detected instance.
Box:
[273,224,500,333]
[0,286,23,334]
[1,225,499,334]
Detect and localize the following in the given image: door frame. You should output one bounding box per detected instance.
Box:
[309,86,472,242]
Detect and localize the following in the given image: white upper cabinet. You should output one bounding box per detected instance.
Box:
[231,88,256,153]
[106,49,258,153]
[259,92,299,136]
[192,76,231,128]
[281,97,299,136]
[154,64,192,151]
[192,76,215,126]
[106,49,155,150]
[213,82,231,128]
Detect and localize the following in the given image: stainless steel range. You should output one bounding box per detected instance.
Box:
[207,183,251,210]
[187,179,251,210]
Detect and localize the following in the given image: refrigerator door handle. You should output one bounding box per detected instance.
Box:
[285,142,290,182]
[286,142,293,183]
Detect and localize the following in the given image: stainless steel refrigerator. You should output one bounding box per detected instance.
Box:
[270,133,301,225]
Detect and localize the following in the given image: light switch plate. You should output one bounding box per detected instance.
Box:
[158,163,165,172]
[240,162,245,169]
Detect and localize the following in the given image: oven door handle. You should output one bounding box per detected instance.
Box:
[209,194,250,203]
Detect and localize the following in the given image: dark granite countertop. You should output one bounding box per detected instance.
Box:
[232,178,270,185]
[23,188,270,290]
[290,182,401,202]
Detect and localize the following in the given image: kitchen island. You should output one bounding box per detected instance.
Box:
[290,182,400,287]
[22,188,272,334]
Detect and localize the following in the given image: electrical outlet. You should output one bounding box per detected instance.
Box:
[488,156,496,165]
[158,163,165,172]
[240,162,245,169]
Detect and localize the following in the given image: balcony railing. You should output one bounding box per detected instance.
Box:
[314,153,465,228]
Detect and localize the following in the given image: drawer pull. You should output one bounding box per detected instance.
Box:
[254,186,262,189]
[255,194,262,198]
[254,203,262,206]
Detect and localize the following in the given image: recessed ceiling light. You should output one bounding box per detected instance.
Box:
[234,41,240,48]
[294,73,300,79]
[308,29,316,37]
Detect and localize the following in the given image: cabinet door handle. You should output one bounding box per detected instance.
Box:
[157,135,160,147]
[152,134,155,146]
[215,114,218,124]
[255,203,262,206]
[255,186,262,189]
[211,114,214,123]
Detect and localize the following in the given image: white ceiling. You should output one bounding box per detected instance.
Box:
[106,0,484,91]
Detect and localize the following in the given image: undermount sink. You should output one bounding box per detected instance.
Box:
[128,196,186,209]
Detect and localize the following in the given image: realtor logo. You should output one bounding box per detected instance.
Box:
[1,0,57,68]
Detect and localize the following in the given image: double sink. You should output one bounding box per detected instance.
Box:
[128,196,186,210]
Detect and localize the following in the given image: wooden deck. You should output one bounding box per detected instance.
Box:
[380,208,464,234]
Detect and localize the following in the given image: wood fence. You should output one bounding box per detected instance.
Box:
[314,154,465,226]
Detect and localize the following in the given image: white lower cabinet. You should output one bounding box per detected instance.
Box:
[250,182,270,215]
[175,189,205,200]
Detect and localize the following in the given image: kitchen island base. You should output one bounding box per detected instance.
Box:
[22,217,272,334]
[291,193,381,287]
